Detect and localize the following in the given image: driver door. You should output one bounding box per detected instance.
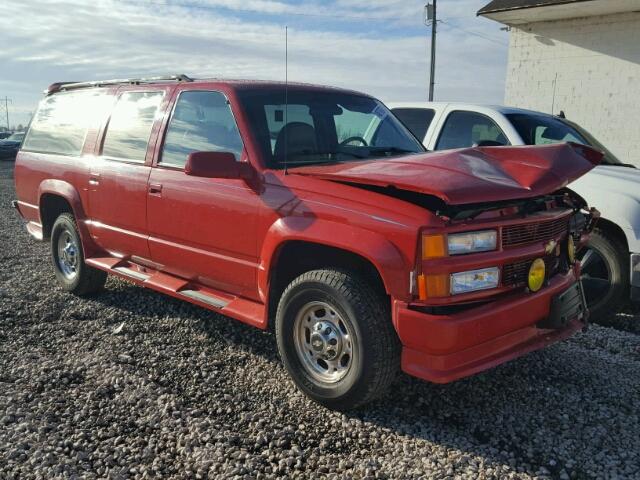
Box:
[146,89,260,299]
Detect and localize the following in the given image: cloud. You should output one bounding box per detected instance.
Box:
[0,0,507,127]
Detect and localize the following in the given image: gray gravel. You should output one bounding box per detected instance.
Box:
[1,160,639,479]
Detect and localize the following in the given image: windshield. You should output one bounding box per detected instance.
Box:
[506,113,622,166]
[237,88,424,169]
[7,132,24,142]
[560,118,623,166]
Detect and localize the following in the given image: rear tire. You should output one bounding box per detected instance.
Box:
[51,213,106,296]
[276,269,400,410]
[580,228,629,323]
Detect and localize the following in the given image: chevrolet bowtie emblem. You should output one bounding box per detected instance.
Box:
[544,239,557,254]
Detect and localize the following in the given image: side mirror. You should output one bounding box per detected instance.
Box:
[185,151,252,179]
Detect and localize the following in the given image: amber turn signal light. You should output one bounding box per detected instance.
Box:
[422,234,446,259]
[417,273,449,299]
[567,237,576,263]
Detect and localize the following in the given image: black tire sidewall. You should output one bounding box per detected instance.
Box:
[278,281,364,401]
[51,214,84,292]
[584,230,628,320]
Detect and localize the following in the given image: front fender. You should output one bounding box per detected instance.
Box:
[257,216,411,303]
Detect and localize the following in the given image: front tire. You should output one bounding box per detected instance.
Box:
[51,213,106,296]
[276,269,400,410]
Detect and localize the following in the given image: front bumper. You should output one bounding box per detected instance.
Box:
[394,266,584,384]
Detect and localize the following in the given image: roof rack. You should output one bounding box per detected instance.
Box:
[45,74,194,95]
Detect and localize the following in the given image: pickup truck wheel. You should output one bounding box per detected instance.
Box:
[276,269,400,410]
[579,228,629,322]
[51,213,106,296]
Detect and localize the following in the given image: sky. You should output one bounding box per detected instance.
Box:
[0,0,508,129]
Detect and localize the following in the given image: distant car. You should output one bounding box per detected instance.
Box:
[388,102,640,321]
[0,132,12,140]
[0,132,25,161]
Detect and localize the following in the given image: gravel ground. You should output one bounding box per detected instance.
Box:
[1,160,640,480]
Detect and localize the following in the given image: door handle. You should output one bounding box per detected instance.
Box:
[149,183,163,195]
[88,172,100,186]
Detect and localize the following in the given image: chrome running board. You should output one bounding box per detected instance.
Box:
[180,289,228,309]
[114,266,150,281]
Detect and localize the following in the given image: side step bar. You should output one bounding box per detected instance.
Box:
[179,289,229,309]
[85,256,267,329]
[114,266,150,281]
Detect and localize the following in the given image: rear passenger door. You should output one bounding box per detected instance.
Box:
[434,110,509,150]
[87,86,172,261]
[146,89,259,299]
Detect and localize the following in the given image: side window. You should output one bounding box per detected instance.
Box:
[102,91,164,162]
[22,90,111,156]
[161,91,244,167]
[391,108,435,141]
[435,111,509,150]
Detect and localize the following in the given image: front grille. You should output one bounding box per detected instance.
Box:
[502,216,570,248]
[502,255,563,287]
[502,260,531,287]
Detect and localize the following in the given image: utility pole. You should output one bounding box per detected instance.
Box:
[1,97,11,131]
[425,1,437,101]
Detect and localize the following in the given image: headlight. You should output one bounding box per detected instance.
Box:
[450,267,500,295]
[448,230,497,255]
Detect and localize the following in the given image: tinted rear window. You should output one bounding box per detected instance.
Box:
[391,108,435,141]
[102,91,164,162]
[22,90,112,156]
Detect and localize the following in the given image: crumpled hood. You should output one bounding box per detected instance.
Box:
[291,142,602,205]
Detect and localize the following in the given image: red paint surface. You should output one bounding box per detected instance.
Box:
[14,79,599,384]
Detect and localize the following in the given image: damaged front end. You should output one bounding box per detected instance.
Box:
[413,188,598,327]
[293,141,603,383]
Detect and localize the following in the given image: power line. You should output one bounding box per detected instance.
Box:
[439,20,508,47]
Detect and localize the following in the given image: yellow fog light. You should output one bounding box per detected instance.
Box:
[528,258,546,292]
[567,237,576,263]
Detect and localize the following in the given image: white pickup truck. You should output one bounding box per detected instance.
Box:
[388,102,640,321]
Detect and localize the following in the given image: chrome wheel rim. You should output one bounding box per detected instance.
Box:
[579,247,612,308]
[57,230,79,280]
[293,301,353,383]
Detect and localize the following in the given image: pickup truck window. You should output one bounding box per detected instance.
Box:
[237,89,423,168]
[161,90,244,167]
[391,108,435,141]
[22,90,110,157]
[435,110,508,150]
[102,91,164,162]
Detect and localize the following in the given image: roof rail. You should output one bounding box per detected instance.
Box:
[45,74,194,95]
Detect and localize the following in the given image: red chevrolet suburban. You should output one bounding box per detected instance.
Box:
[13,75,599,409]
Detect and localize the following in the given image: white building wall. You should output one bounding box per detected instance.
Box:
[504,11,640,166]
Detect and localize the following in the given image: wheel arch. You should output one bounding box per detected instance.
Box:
[595,217,629,253]
[259,217,411,328]
[38,179,99,257]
